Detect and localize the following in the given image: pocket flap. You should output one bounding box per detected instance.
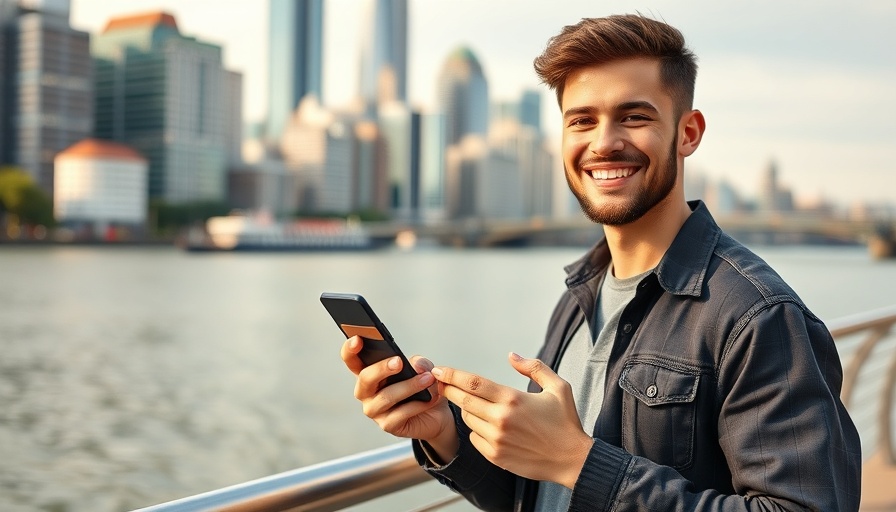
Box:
[619,361,700,406]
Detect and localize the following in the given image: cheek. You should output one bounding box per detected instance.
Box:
[561,135,586,163]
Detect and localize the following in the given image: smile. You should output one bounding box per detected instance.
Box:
[586,167,638,180]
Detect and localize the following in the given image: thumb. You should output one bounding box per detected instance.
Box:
[508,352,561,390]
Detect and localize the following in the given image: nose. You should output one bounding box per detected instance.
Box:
[588,123,625,156]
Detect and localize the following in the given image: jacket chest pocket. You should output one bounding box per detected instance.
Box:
[619,360,700,470]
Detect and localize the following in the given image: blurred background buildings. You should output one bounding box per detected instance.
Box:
[0,0,893,242]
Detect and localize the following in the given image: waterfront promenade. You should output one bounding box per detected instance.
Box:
[863,454,896,511]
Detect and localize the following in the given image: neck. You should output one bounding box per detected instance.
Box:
[603,197,692,279]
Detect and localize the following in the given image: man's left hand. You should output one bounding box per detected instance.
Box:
[431,352,593,489]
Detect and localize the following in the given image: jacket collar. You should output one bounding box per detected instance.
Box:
[564,200,721,297]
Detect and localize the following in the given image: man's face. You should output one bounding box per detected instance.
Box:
[561,58,683,226]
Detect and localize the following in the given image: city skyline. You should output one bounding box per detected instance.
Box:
[68,0,896,207]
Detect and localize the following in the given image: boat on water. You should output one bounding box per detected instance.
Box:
[181,213,379,252]
[868,223,896,260]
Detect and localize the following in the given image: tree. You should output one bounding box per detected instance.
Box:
[149,199,231,235]
[0,167,55,228]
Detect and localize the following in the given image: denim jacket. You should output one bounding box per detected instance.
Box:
[414,201,862,511]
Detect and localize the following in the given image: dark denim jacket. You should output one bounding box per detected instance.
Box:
[415,201,862,511]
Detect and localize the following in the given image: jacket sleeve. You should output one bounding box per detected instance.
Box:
[412,403,517,511]
[568,301,862,511]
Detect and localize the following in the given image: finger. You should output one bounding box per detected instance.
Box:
[410,356,441,400]
[508,353,566,393]
[340,336,365,374]
[459,409,498,447]
[355,355,403,399]
[440,383,496,420]
[431,366,503,402]
[362,371,437,419]
[468,430,498,466]
[375,393,446,432]
[410,355,434,373]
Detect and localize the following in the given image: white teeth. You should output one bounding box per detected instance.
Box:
[590,167,634,180]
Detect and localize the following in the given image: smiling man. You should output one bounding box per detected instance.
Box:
[340,14,861,511]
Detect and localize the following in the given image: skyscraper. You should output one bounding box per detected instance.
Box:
[266,0,324,142]
[437,46,489,146]
[279,97,389,215]
[359,0,407,111]
[489,90,553,219]
[93,12,242,204]
[0,0,92,197]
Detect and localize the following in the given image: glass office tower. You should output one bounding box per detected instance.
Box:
[0,0,92,197]
[93,12,242,203]
[436,46,489,146]
[266,0,324,142]
[359,0,407,111]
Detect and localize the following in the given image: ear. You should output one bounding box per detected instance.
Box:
[678,109,705,158]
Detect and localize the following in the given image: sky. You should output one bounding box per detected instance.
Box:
[69,0,896,207]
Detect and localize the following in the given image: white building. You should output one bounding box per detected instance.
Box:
[54,139,148,235]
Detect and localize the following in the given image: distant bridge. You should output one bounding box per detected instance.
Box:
[366,213,896,253]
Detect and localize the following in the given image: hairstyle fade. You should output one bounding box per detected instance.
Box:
[533,14,698,114]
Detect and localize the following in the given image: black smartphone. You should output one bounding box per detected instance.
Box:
[320,292,431,403]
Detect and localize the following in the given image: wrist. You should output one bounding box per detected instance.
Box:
[560,433,594,489]
[424,422,460,465]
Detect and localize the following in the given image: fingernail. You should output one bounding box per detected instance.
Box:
[510,352,523,361]
[418,372,434,386]
[387,357,400,370]
[431,367,443,378]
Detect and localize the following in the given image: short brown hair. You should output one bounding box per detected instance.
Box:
[533,14,698,114]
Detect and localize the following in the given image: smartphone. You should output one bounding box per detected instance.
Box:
[320,292,431,403]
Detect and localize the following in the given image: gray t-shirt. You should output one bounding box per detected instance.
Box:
[535,266,651,510]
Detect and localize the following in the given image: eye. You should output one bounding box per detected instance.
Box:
[622,114,651,124]
[567,117,595,128]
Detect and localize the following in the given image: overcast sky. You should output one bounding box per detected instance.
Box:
[70,0,896,206]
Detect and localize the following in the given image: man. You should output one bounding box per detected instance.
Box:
[340,14,862,511]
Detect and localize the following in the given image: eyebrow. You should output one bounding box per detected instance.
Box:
[563,101,661,119]
[618,101,660,114]
[562,106,597,119]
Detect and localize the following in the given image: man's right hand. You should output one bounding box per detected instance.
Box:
[340,335,459,462]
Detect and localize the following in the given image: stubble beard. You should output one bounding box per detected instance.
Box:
[567,137,679,226]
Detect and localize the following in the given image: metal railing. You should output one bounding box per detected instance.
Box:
[136,305,896,512]
[828,305,896,464]
[133,441,460,512]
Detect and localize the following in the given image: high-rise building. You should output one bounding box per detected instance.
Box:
[266,0,323,141]
[489,118,553,219]
[280,97,388,215]
[419,111,446,222]
[758,159,794,213]
[445,136,521,220]
[489,90,552,219]
[0,0,92,198]
[0,0,16,165]
[359,0,407,111]
[437,46,489,146]
[378,101,423,220]
[92,12,242,204]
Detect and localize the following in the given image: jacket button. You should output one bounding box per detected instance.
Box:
[646,385,658,398]
[622,323,632,333]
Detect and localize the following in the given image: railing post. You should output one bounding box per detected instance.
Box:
[880,350,896,464]
[841,325,891,408]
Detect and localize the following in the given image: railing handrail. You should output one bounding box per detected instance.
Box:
[132,441,431,512]
[134,306,896,512]
[826,304,896,337]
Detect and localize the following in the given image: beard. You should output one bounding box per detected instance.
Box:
[566,137,679,226]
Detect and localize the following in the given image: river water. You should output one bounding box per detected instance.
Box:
[1,243,894,511]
